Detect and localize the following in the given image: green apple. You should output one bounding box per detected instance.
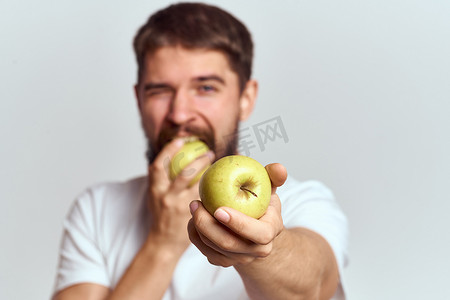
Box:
[169,137,210,186]
[199,155,271,219]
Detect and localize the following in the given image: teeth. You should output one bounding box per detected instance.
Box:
[181,136,200,143]
[168,136,199,142]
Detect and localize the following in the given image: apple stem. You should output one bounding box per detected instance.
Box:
[240,186,257,197]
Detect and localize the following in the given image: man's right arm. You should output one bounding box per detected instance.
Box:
[53,283,109,300]
[53,235,185,300]
[53,139,214,300]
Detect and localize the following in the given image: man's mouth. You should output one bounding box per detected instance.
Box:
[166,135,213,151]
[156,123,216,153]
[170,136,200,143]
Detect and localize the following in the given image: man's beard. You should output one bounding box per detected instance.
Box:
[144,119,240,165]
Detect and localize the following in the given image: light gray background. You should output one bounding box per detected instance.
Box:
[1,0,449,299]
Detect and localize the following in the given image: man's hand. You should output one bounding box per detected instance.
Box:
[147,138,215,255]
[99,139,214,300]
[187,163,288,267]
[188,163,340,300]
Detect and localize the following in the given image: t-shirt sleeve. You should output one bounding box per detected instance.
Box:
[279,179,349,299]
[53,188,110,295]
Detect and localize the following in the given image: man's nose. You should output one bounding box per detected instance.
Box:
[167,90,195,125]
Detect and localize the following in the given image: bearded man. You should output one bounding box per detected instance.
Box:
[53,3,348,300]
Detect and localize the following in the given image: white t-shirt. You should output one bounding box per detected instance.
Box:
[53,176,348,299]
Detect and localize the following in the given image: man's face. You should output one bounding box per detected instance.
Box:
[135,46,256,163]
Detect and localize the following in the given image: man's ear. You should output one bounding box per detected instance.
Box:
[134,84,142,114]
[239,79,258,121]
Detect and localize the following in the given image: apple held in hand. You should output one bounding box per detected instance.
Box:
[169,138,210,186]
[199,155,271,219]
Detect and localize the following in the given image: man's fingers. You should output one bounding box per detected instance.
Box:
[149,138,184,175]
[171,150,215,189]
[188,212,271,263]
[188,219,235,267]
[265,163,287,193]
[265,163,287,187]
[205,208,276,248]
[149,138,215,192]
[217,210,280,245]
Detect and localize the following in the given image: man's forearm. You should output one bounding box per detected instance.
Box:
[235,227,339,300]
[107,238,185,300]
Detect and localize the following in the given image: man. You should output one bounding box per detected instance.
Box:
[53,3,348,300]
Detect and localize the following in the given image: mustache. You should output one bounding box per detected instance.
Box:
[156,125,215,151]
[145,124,216,164]
[145,118,240,165]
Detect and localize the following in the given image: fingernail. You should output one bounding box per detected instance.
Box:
[214,208,230,223]
[207,150,215,162]
[174,138,184,147]
[190,201,199,215]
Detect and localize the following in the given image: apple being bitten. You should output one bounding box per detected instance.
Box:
[169,137,210,186]
[199,155,271,219]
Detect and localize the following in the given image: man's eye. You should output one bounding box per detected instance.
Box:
[199,85,216,93]
[146,89,171,98]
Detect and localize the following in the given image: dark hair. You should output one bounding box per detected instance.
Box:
[133,2,253,91]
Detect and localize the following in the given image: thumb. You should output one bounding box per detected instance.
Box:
[265,163,287,194]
